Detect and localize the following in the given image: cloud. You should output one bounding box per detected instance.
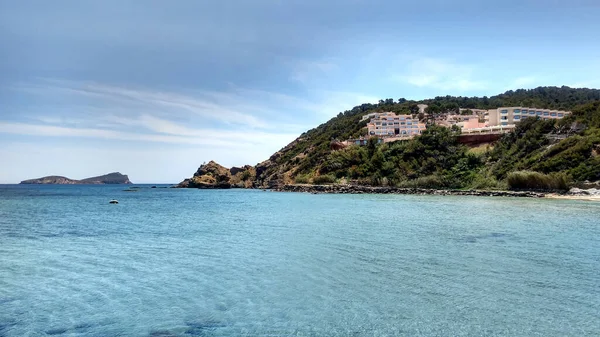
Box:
[567,80,600,89]
[396,58,487,91]
[290,59,339,84]
[510,76,537,88]
[0,119,298,149]
[15,78,378,129]
[1,77,381,182]
[17,79,268,129]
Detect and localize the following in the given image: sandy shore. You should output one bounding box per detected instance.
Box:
[545,194,600,201]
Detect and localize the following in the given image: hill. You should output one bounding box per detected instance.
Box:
[20,172,132,184]
[178,86,600,191]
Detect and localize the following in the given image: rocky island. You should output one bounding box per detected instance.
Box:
[20,172,132,184]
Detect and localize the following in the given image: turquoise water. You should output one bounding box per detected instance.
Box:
[0,185,599,336]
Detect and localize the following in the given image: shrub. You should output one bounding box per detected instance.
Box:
[506,171,570,191]
[312,174,336,185]
[294,174,311,184]
[397,175,445,189]
[470,173,507,190]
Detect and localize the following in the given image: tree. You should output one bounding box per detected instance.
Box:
[409,104,420,114]
[425,104,442,124]
[367,137,379,158]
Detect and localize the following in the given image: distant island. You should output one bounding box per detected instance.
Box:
[20,172,132,184]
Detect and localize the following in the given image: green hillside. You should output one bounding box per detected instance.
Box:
[253,86,600,190]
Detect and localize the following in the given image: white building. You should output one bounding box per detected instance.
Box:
[366,112,427,137]
[486,107,571,126]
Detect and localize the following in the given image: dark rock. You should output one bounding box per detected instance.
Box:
[273,184,546,198]
[229,166,245,175]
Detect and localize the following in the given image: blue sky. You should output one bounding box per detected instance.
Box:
[1,0,599,183]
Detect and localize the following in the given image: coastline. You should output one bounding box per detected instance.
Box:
[274,184,549,198]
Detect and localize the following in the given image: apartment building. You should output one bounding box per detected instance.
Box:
[360,112,381,122]
[487,107,571,126]
[366,112,427,137]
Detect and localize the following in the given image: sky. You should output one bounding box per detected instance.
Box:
[1,0,600,183]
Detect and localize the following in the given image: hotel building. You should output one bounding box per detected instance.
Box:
[366,112,427,137]
[487,107,571,126]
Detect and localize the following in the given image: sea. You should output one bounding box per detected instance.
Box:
[0,184,599,337]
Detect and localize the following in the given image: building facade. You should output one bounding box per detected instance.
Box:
[487,107,571,126]
[366,112,427,137]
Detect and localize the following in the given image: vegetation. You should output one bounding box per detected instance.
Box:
[506,171,570,191]
[312,174,336,185]
[250,86,600,190]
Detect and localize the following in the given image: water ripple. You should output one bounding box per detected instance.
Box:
[0,186,599,336]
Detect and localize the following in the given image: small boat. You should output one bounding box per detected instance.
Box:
[109,199,119,204]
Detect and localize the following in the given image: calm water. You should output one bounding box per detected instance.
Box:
[0,185,599,337]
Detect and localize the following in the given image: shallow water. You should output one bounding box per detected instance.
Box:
[0,185,599,336]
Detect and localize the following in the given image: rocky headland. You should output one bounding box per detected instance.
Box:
[20,172,132,184]
[176,161,255,189]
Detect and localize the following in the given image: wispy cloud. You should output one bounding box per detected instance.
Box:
[290,59,339,84]
[17,79,269,129]
[1,77,382,182]
[4,78,379,150]
[395,58,487,91]
[0,120,297,149]
[510,76,537,88]
[567,80,600,89]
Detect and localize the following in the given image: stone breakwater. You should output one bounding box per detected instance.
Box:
[274,184,548,198]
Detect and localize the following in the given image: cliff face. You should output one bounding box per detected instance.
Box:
[19,172,132,184]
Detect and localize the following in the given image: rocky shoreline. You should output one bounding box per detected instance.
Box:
[274,184,548,198]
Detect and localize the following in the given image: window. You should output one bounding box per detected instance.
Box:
[536,111,543,116]
[544,112,549,116]
[501,122,508,126]
[501,116,508,120]
[514,115,521,120]
[522,109,528,114]
[501,109,508,114]
[558,113,564,117]
[530,110,536,115]
[521,116,528,119]
[514,109,521,113]
[550,112,557,117]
